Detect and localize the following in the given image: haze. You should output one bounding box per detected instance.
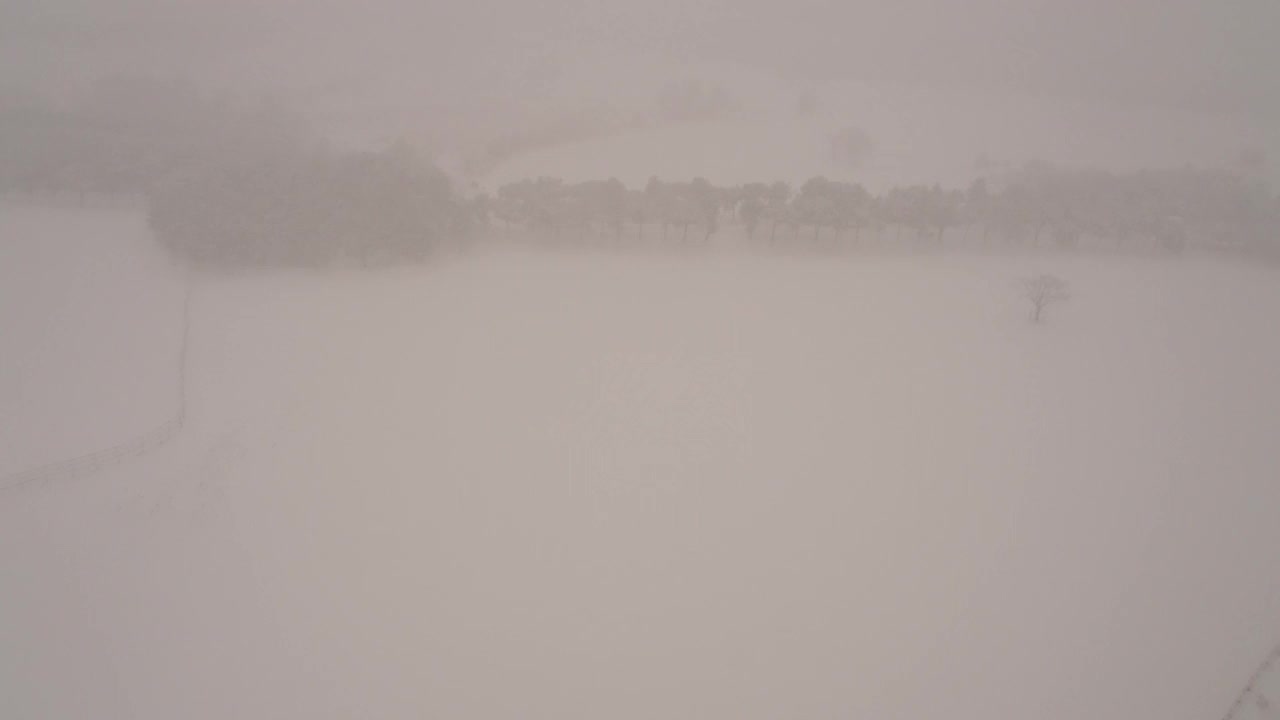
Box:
[2,2,1280,719]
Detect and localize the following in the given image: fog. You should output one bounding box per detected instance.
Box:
[5,1,1278,180]
[3,2,1280,719]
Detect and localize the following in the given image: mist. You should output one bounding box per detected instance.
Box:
[3,2,1280,719]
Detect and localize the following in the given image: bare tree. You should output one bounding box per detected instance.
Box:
[1021,274,1070,323]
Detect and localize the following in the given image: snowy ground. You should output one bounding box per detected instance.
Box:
[3,206,1280,720]
[0,202,187,477]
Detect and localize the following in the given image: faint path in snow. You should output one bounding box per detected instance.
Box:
[0,280,193,494]
[1222,641,1280,720]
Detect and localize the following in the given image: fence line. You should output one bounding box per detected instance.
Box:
[0,279,192,494]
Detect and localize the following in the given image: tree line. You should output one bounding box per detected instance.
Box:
[3,78,1276,267]
[1,78,473,268]
[484,165,1278,255]
[148,141,474,269]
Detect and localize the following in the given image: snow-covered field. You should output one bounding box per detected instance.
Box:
[3,206,1280,720]
[0,203,187,478]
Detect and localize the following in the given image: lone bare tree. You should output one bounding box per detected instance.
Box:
[1021,274,1070,322]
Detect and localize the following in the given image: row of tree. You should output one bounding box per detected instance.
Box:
[1,78,474,267]
[484,166,1278,253]
[150,142,471,268]
[4,79,1276,265]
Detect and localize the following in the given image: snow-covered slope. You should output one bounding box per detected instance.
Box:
[482,84,1261,191]
[3,213,1280,719]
